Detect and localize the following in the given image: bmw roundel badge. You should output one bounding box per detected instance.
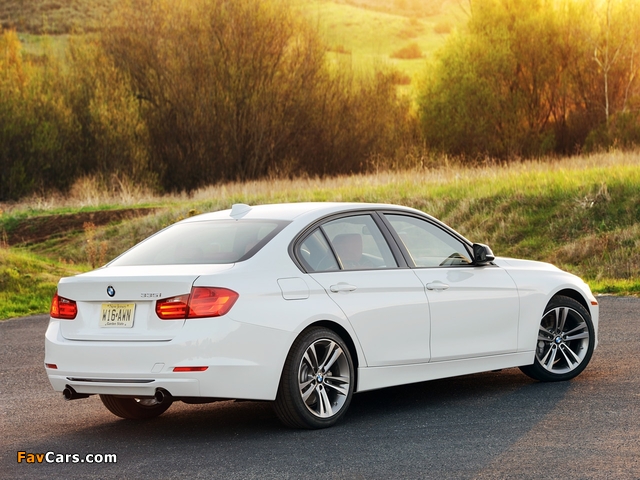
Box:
[107,286,116,297]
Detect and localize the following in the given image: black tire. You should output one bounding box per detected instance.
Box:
[520,295,595,382]
[99,394,173,420]
[274,327,354,429]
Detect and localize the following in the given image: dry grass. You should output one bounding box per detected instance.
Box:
[551,224,640,280]
[0,0,117,34]
[0,175,167,214]
[3,150,639,215]
[2,150,640,318]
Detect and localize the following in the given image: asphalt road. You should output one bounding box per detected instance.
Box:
[1,296,639,479]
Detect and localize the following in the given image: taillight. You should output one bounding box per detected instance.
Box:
[155,294,190,320]
[156,287,238,320]
[188,287,238,318]
[50,292,77,320]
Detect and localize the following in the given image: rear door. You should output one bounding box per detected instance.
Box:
[297,213,431,367]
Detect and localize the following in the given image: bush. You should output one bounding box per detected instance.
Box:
[64,38,153,186]
[100,0,412,191]
[417,0,640,159]
[390,42,423,60]
[0,30,80,200]
[0,0,414,199]
[433,21,452,35]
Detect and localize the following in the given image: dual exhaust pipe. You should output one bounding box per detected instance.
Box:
[62,386,171,403]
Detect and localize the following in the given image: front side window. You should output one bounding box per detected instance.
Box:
[385,214,472,267]
[110,220,288,266]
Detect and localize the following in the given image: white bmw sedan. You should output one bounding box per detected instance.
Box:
[45,202,598,428]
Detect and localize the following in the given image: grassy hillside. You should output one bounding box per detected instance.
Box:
[305,0,462,80]
[2,0,462,87]
[2,151,639,319]
[0,0,116,34]
[0,248,82,318]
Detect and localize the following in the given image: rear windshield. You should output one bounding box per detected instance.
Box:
[109,220,289,266]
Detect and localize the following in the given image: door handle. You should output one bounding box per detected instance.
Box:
[330,283,357,293]
[426,282,449,291]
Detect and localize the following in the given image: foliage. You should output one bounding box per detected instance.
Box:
[0,0,414,199]
[64,38,154,187]
[418,0,640,159]
[0,30,80,200]
[99,0,413,191]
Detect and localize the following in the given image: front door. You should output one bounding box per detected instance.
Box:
[383,213,520,362]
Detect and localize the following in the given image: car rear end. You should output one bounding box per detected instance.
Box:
[44,213,296,404]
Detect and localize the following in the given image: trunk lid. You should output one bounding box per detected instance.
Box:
[56,264,233,341]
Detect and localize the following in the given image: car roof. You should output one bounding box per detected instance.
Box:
[182,202,423,223]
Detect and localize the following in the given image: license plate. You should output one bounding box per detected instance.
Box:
[100,303,136,328]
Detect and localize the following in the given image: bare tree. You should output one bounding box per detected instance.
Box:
[593,0,624,124]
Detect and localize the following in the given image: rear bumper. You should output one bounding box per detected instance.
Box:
[44,317,291,401]
[47,374,200,397]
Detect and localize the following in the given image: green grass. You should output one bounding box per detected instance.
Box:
[0,248,86,319]
[2,151,638,320]
[589,278,640,296]
[16,32,69,59]
[305,0,462,88]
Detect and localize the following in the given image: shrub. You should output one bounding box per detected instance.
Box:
[418,0,640,159]
[64,38,153,186]
[100,0,412,190]
[433,21,452,34]
[0,30,80,200]
[390,42,423,60]
[0,1,415,199]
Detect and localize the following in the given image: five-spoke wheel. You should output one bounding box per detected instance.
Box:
[520,295,595,382]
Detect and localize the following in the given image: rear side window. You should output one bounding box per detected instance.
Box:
[109,220,288,266]
[297,214,398,272]
[298,229,340,272]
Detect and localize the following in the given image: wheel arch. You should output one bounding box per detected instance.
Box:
[520,292,596,382]
[301,320,361,392]
[552,288,589,312]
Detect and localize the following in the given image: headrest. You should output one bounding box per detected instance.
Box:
[332,233,362,263]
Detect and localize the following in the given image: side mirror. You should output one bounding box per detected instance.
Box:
[473,243,495,266]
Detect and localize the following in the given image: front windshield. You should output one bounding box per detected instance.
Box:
[109,219,289,266]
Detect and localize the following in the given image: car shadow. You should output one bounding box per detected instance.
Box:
[10,368,572,479]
